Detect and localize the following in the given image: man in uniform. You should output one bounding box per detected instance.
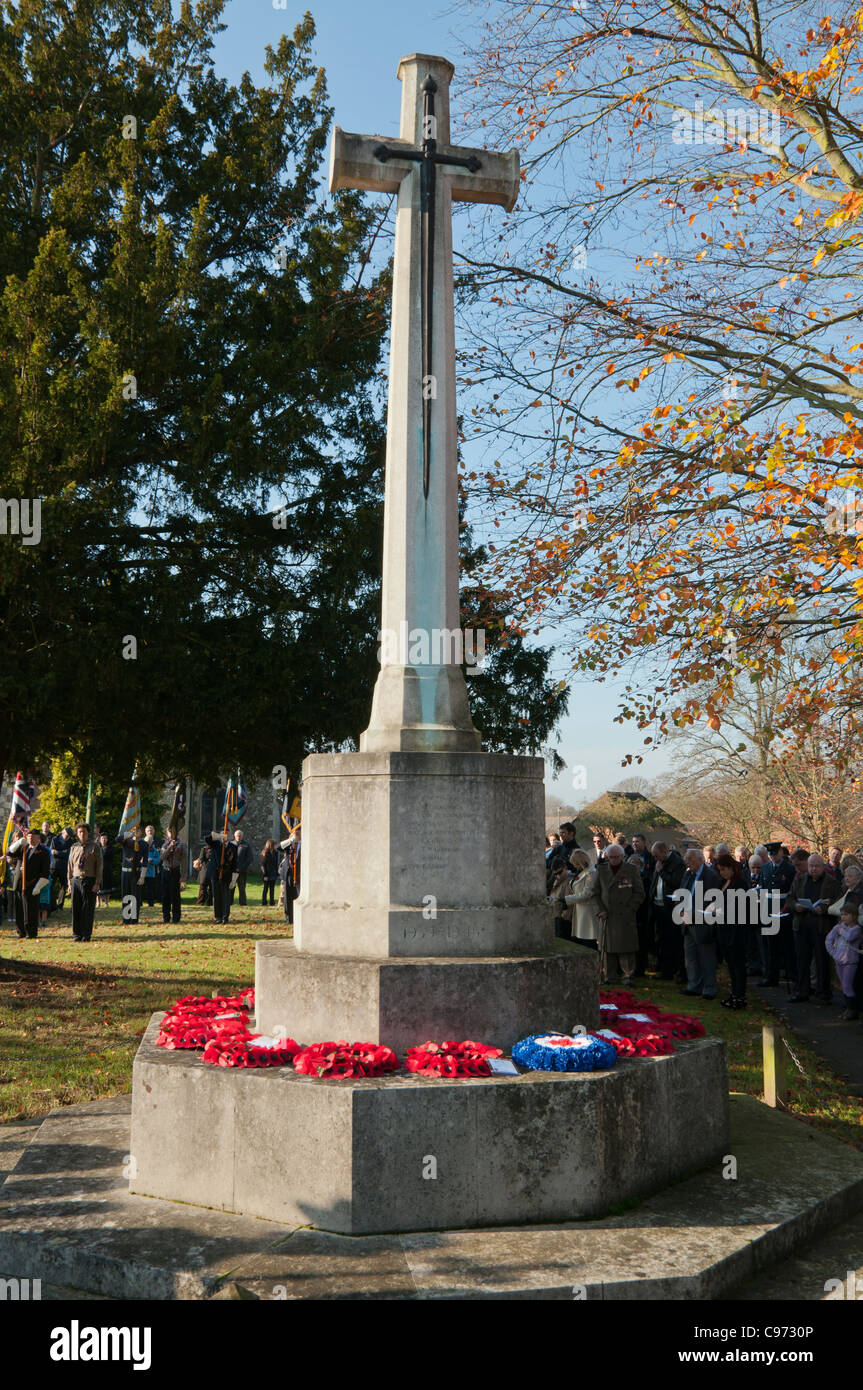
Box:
[204,830,238,924]
[15,825,52,939]
[117,831,148,924]
[160,831,187,925]
[68,822,103,942]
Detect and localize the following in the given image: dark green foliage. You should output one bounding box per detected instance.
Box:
[0,1,387,786]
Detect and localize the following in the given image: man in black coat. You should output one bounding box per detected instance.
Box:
[11,826,51,938]
[649,841,687,980]
[787,853,841,1002]
[193,844,212,905]
[279,830,301,925]
[4,819,27,934]
[231,829,253,906]
[205,831,238,924]
[546,823,580,892]
[160,833,187,925]
[629,834,656,975]
[118,834,148,924]
[679,848,722,999]
[757,842,797,988]
[49,827,73,908]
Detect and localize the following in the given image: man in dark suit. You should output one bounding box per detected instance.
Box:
[629,833,656,976]
[205,831,238,924]
[679,848,722,999]
[787,853,841,1002]
[50,827,73,907]
[649,841,687,980]
[757,842,797,988]
[118,833,148,924]
[4,818,27,934]
[231,829,253,906]
[12,826,51,938]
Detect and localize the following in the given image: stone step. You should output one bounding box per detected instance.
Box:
[1,1090,862,1299]
[723,1207,863,1301]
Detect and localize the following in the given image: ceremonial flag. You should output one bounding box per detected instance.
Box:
[280,775,301,830]
[10,771,32,826]
[84,774,94,829]
[168,781,186,838]
[225,770,248,826]
[118,771,142,840]
[1,772,34,878]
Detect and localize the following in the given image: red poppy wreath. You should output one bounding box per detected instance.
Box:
[157,1014,252,1050]
[650,1011,706,1040]
[405,1040,503,1078]
[164,992,252,1018]
[294,1041,400,1079]
[202,1033,301,1068]
[594,1027,673,1057]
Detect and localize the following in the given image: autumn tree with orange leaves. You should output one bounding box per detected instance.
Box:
[455,0,863,775]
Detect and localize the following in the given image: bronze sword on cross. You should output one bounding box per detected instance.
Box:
[373,77,481,499]
[328,56,519,505]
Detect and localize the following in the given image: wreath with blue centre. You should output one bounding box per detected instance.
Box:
[512,1032,617,1072]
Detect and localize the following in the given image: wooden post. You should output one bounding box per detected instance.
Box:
[762,1023,788,1107]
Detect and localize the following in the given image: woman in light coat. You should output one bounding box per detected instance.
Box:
[564,850,601,948]
[828,863,863,919]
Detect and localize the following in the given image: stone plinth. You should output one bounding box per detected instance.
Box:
[295,749,551,958]
[130,1015,729,1235]
[255,941,599,1056]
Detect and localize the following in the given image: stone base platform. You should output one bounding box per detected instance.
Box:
[3,1094,863,1299]
[128,1016,728,1234]
[255,939,599,1055]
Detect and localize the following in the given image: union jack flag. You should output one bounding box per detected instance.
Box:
[10,771,33,826]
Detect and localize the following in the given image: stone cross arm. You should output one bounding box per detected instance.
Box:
[329,127,520,212]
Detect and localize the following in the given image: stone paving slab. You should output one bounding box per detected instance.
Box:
[2,1092,862,1299]
[0,1096,297,1300]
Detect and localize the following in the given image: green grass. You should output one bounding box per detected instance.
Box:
[0,886,289,1122]
[1,903,862,1152]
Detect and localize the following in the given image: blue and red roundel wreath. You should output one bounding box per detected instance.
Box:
[512,1032,617,1072]
[405,1040,503,1077]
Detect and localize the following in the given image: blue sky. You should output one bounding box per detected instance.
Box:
[211,1,677,804]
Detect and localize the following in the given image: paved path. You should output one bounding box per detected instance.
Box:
[755,982,863,1098]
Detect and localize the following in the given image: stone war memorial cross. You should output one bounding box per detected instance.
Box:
[330,54,518,754]
[130,56,728,1239]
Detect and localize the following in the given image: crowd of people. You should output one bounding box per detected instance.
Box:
[546,826,863,1020]
[0,818,301,941]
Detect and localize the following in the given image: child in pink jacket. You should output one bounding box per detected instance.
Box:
[826,905,862,1020]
